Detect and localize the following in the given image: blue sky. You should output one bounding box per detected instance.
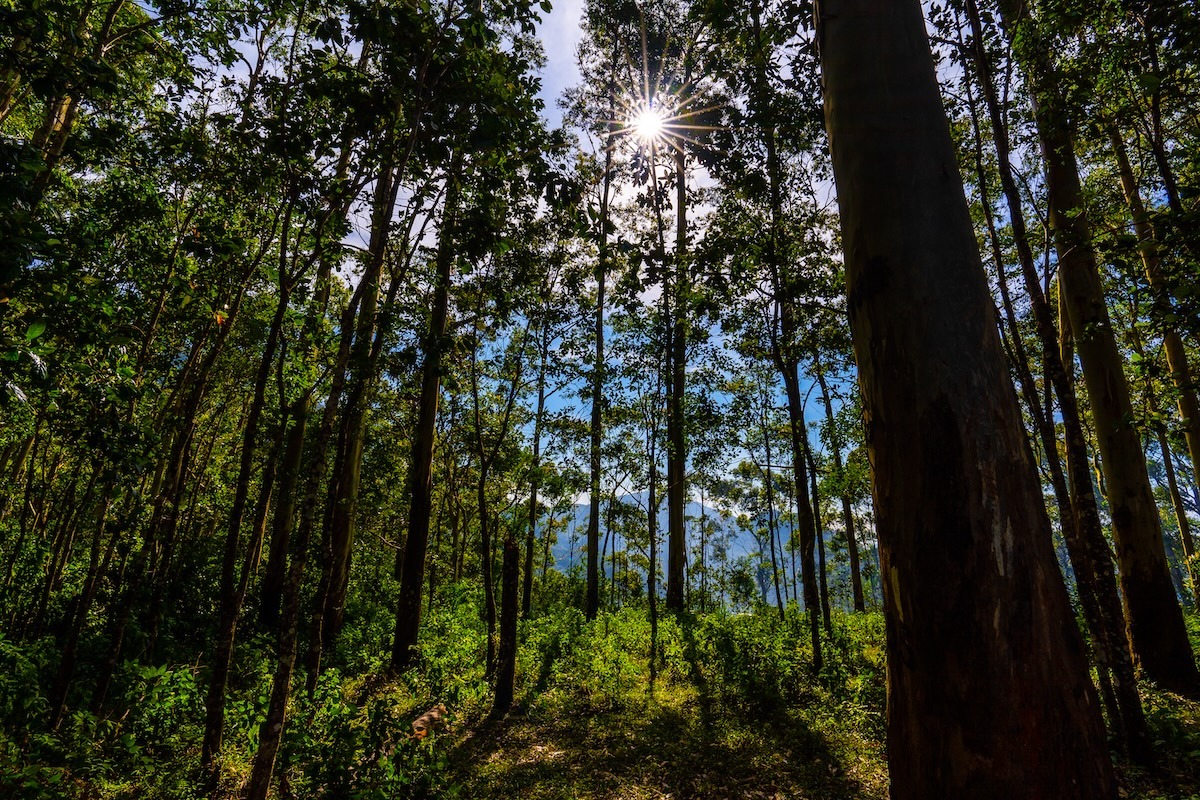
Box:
[535,0,585,125]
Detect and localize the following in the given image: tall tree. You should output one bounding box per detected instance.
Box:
[994,0,1200,696]
[815,0,1116,795]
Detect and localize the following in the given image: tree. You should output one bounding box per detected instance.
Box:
[994,0,1199,697]
[815,0,1116,794]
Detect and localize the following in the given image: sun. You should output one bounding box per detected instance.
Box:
[632,104,666,143]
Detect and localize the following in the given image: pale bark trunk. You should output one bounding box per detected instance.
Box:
[996,0,1199,697]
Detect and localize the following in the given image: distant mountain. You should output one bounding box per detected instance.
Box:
[537,492,880,609]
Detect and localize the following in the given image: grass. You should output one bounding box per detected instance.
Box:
[2,599,1199,798]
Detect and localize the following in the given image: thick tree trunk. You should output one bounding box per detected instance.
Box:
[815,0,1117,795]
[995,0,1199,697]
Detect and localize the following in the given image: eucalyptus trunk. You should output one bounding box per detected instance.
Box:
[816,0,1116,794]
[1107,122,1200,489]
[995,0,1199,697]
[962,0,1150,755]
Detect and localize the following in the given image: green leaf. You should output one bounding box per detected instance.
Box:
[24,320,47,341]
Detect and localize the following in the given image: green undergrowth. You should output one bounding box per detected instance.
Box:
[2,600,1199,798]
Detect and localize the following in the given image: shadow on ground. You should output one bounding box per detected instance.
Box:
[443,690,884,799]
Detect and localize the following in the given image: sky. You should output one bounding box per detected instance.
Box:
[535,0,586,125]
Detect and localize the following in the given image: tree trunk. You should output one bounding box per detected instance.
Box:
[995,0,1199,697]
[1107,122,1200,490]
[1158,428,1199,607]
[244,293,356,800]
[586,62,616,621]
[781,366,822,670]
[814,365,864,612]
[665,149,688,612]
[201,246,292,777]
[492,524,520,715]
[807,446,832,635]
[962,0,1150,756]
[391,168,460,672]
[761,401,785,621]
[815,0,1117,795]
[261,398,310,628]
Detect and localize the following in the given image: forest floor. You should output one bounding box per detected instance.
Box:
[4,605,1200,799]
[444,681,887,799]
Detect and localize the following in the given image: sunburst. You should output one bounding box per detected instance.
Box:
[632,103,666,143]
[598,10,723,158]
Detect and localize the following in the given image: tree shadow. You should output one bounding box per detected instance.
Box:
[444,688,879,799]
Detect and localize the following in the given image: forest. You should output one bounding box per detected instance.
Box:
[1,0,1199,796]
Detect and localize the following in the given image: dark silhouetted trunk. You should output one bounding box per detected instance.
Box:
[807,446,832,635]
[392,169,460,672]
[665,148,688,612]
[586,58,616,621]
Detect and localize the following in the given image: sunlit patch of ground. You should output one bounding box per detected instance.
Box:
[442,682,887,799]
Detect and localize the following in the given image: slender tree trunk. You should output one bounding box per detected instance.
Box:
[586,63,616,621]
[995,0,1199,696]
[815,1,1116,795]
[1107,122,1200,484]
[47,483,115,729]
[666,149,688,612]
[962,0,1150,756]
[1158,429,1199,607]
[807,446,832,635]
[761,402,785,621]
[320,164,402,655]
[392,168,461,672]
[261,398,310,628]
[493,521,520,715]
[523,324,549,617]
[814,364,864,611]
[648,424,660,688]
[244,295,356,800]
[781,366,822,670]
[201,245,292,778]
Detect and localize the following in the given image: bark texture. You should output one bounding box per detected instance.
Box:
[816,0,1117,795]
